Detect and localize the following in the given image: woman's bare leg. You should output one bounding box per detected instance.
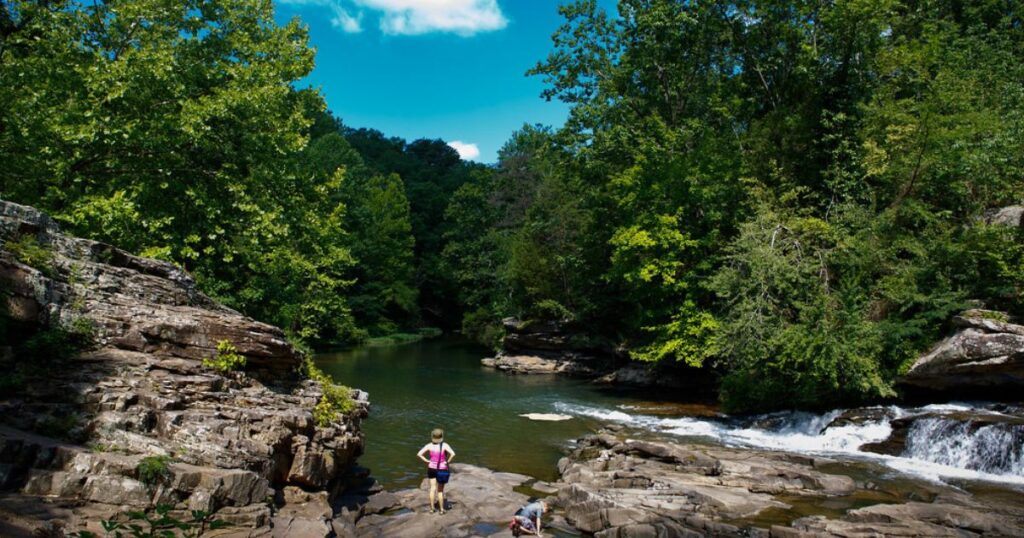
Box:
[428,479,437,512]
[437,483,446,513]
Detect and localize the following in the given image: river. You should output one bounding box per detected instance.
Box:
[315,337,682,488]
[315,337,1024,494]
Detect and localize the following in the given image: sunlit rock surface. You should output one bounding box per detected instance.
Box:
[0,200,368,537]
[900,310,1024,399]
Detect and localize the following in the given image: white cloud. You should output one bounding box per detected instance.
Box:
[360,0,507,36]
[278,0,507,36]
[447,141,480,160]
[279,0,363,32]
[331,7,363,32]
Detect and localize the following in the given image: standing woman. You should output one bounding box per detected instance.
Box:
[416,428,456,514]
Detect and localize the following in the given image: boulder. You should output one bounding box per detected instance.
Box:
[983,205,1024,227]
[899,310,1024,399]
[482,317,618,379]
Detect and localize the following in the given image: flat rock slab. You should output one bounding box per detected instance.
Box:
[555,432,1024,537]
[355,464,548,538]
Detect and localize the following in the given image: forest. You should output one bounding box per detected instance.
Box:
[2,0,1022,411]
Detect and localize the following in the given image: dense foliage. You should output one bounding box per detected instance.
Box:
[443,0,1024,411]
[3,0,1022,411]
[0,0,434,345]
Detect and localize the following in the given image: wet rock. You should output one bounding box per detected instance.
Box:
[821,407,896,432]
[553,432,1024,537]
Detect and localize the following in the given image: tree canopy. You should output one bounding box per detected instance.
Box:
[3,0,1021,411]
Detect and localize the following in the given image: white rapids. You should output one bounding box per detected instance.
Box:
[553,401,1024,487]
[519,413,574,421]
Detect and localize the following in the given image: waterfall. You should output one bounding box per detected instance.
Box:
[553,400,1024,486]
[903,417,1024,476]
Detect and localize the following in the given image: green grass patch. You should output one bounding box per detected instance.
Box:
[971,310,1010,323]
[364,327,442,347]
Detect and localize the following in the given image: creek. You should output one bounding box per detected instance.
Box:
[315,337,1024,493]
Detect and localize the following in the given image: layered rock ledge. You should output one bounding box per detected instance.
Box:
[899,309,1024,400]
[481,318,717,394]
[0,200,367,537]
[481,318,611,377]
[553,432,1024,537]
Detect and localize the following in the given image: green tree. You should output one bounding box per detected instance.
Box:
[0,0,360,345]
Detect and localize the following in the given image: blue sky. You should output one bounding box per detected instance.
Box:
[272,0,603,163]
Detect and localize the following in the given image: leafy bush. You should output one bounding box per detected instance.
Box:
[202,340,247,373]
[3,234,54,276]
[0,371,26,394]
[136,455,171,486]
[529,299,574,322]
[36,413,82,441]
[304,358,356,427]
[20,322,93,365]
[70,504,229,538]
[461,307,504,349]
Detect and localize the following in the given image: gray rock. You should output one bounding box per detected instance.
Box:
[554,432,1024,537]
[984,205,1024,227]
[900,310,1024,398]
[355,464,534,538]
[0,200,368,536]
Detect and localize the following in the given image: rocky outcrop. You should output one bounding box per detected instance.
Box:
[554,432,1024,537]
[350,464,575,538]
[482,319,717,392]
[983,205,1024,227]
[481,353,603,376]
[899,310,1024,399]
[482,318,613,377]
[353,464,534,537]
[0,200,301,374]
[0,200,367,537]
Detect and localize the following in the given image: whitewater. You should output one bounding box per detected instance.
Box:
[553,401,1024,488]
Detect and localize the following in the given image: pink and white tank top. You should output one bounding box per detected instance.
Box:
[428,443,448,470]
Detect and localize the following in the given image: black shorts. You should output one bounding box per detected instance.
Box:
[427,468,450,484]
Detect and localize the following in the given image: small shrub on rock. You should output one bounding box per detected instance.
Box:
[136,455,171,486]
[202,339,247,373]
[304,358,356,427]
[36,413,83,441]
[3,234,54,276]
[70,504,229,538]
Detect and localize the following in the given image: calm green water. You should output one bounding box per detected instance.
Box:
[315,338,666,489]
